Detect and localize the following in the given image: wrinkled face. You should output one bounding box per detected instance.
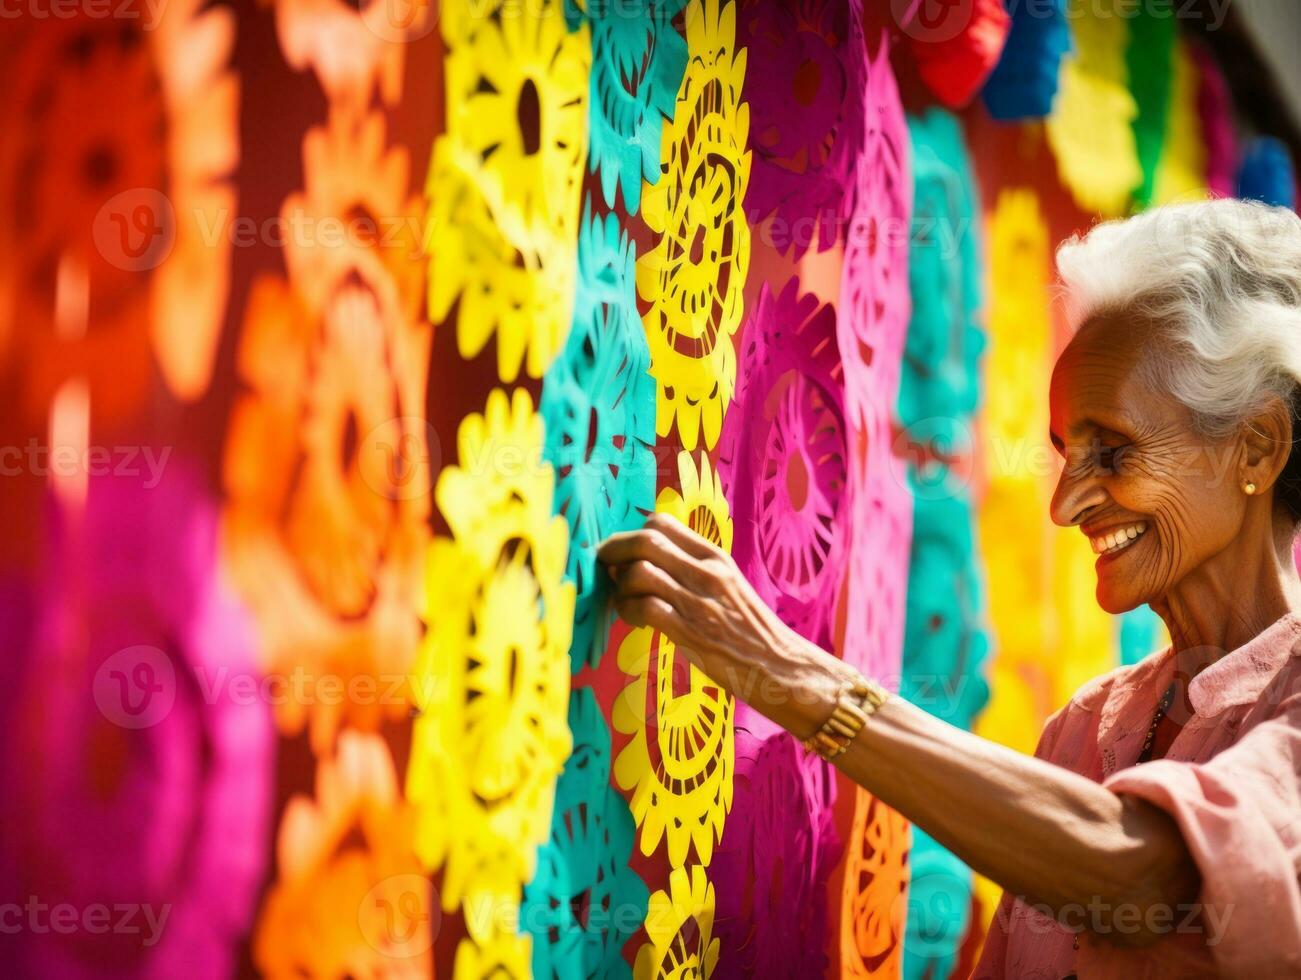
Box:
[1049,313,1246,613]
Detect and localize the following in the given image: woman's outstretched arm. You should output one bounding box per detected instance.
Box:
[597,512,1199,946]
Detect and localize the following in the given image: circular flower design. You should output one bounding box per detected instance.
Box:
[712,733,838,979]
[1045,3,1142,216]
[541,204,656,669]
[524,688,648,980]
[254,731,432,979]
[443,0,588,248]
[427,137,577,382]
[637,0,751,452]
[841,789,910,979]
[634,865,720,979]
[407,388,575,917]
[0,3,237,422]
[613,451,734,869]
[737,0,863,256]
[7,465,272,978]
[718,279,849,686]
[568,0,688,211]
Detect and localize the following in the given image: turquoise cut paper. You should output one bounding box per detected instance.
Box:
[905,828,973,980]
[899,109,985,458]
[524,688,648,980]
[565,0,688,210]
[541,202,656,670]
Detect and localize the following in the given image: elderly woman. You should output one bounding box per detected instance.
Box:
[598,198,1301,978]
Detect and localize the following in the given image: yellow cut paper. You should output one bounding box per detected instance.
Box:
[637,0,751,452]
[452,928,533,980]
[1046,0,1142,217]
[975,190,1056,757]
[613,451,735,869]
[406,388,575,917]
[634,865,721,979]
[427,0,588,382]
[1153,41,1209,207]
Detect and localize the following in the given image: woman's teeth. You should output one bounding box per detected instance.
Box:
[1090,522,1147,556]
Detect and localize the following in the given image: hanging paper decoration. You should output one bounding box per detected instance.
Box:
[613,452,735,869]
[1046,0,1142,217]
[905,829,973,980]
[840,788,911,978]
[838,26,914,685]
[406,388,574,923]
[255,732,431,977]
[737,0,864,256]
[897,0,1010,110]
[429,0,590,382]
[713,732,838,979]
[1238,136,1297,209]
[7,467,272,978]
[897,107,989,979]
[523,688,648,980]
[269,0,416,108]
[900,109,984,437]
[541,204,657,669]
[1152,41,1209,207]
[974,190,1055,758]
[567,0,688,211]
[1126,7,1177,208]
[717,277,850,726]
[981,0,1071,122]
[1191,44,1239,198]
[637,0,751,452]
[0,3,237,421]
[223,110,429,755]
[634,865,721,977]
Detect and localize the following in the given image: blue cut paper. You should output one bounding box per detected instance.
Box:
[982,0,1071,122]
[1238,137,1297,210]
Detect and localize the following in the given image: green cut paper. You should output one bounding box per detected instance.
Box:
[1126,10,1176,208]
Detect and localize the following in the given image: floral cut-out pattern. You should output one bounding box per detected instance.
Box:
[637,0,751,452]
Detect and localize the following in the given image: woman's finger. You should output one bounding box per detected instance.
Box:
[596,526,699,584]
[613,594,685,637]
[610,559,684,604]
[642,512,719,561]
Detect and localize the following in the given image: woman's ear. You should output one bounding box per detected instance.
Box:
[1239,396,1294,493]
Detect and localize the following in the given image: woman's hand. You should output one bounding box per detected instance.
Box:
[597,512,848,737]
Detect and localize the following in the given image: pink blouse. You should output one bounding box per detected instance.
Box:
[974,613,1301,978]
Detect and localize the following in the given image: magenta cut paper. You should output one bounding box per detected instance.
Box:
[712,729,839,979]
[837,25,914,689]
[5,465,274,979]
[718,276,850,736]
[1191,44,1238,199]
[737,0,864,257]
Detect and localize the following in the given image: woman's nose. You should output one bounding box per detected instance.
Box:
[1050,454,1108,527]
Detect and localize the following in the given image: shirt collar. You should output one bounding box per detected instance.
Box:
[1186,612,1301,717]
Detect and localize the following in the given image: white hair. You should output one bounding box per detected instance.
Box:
[1055,198,1301,440]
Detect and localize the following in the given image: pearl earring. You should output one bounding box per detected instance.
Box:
[1244,481,1257,495]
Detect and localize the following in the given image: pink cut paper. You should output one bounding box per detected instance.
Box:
[837,25,915,691]
[718,276,852,739]
[1192,44,1238,198]
[712,730,839,979]
[737,0,864,256]
[4,464,274,979]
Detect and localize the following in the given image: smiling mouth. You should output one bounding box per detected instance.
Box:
[1089,522,1148,557]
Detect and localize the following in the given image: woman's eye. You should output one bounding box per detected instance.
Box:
[1094,444,1129,474]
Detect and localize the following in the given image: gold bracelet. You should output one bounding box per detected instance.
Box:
[801,676,890,760]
